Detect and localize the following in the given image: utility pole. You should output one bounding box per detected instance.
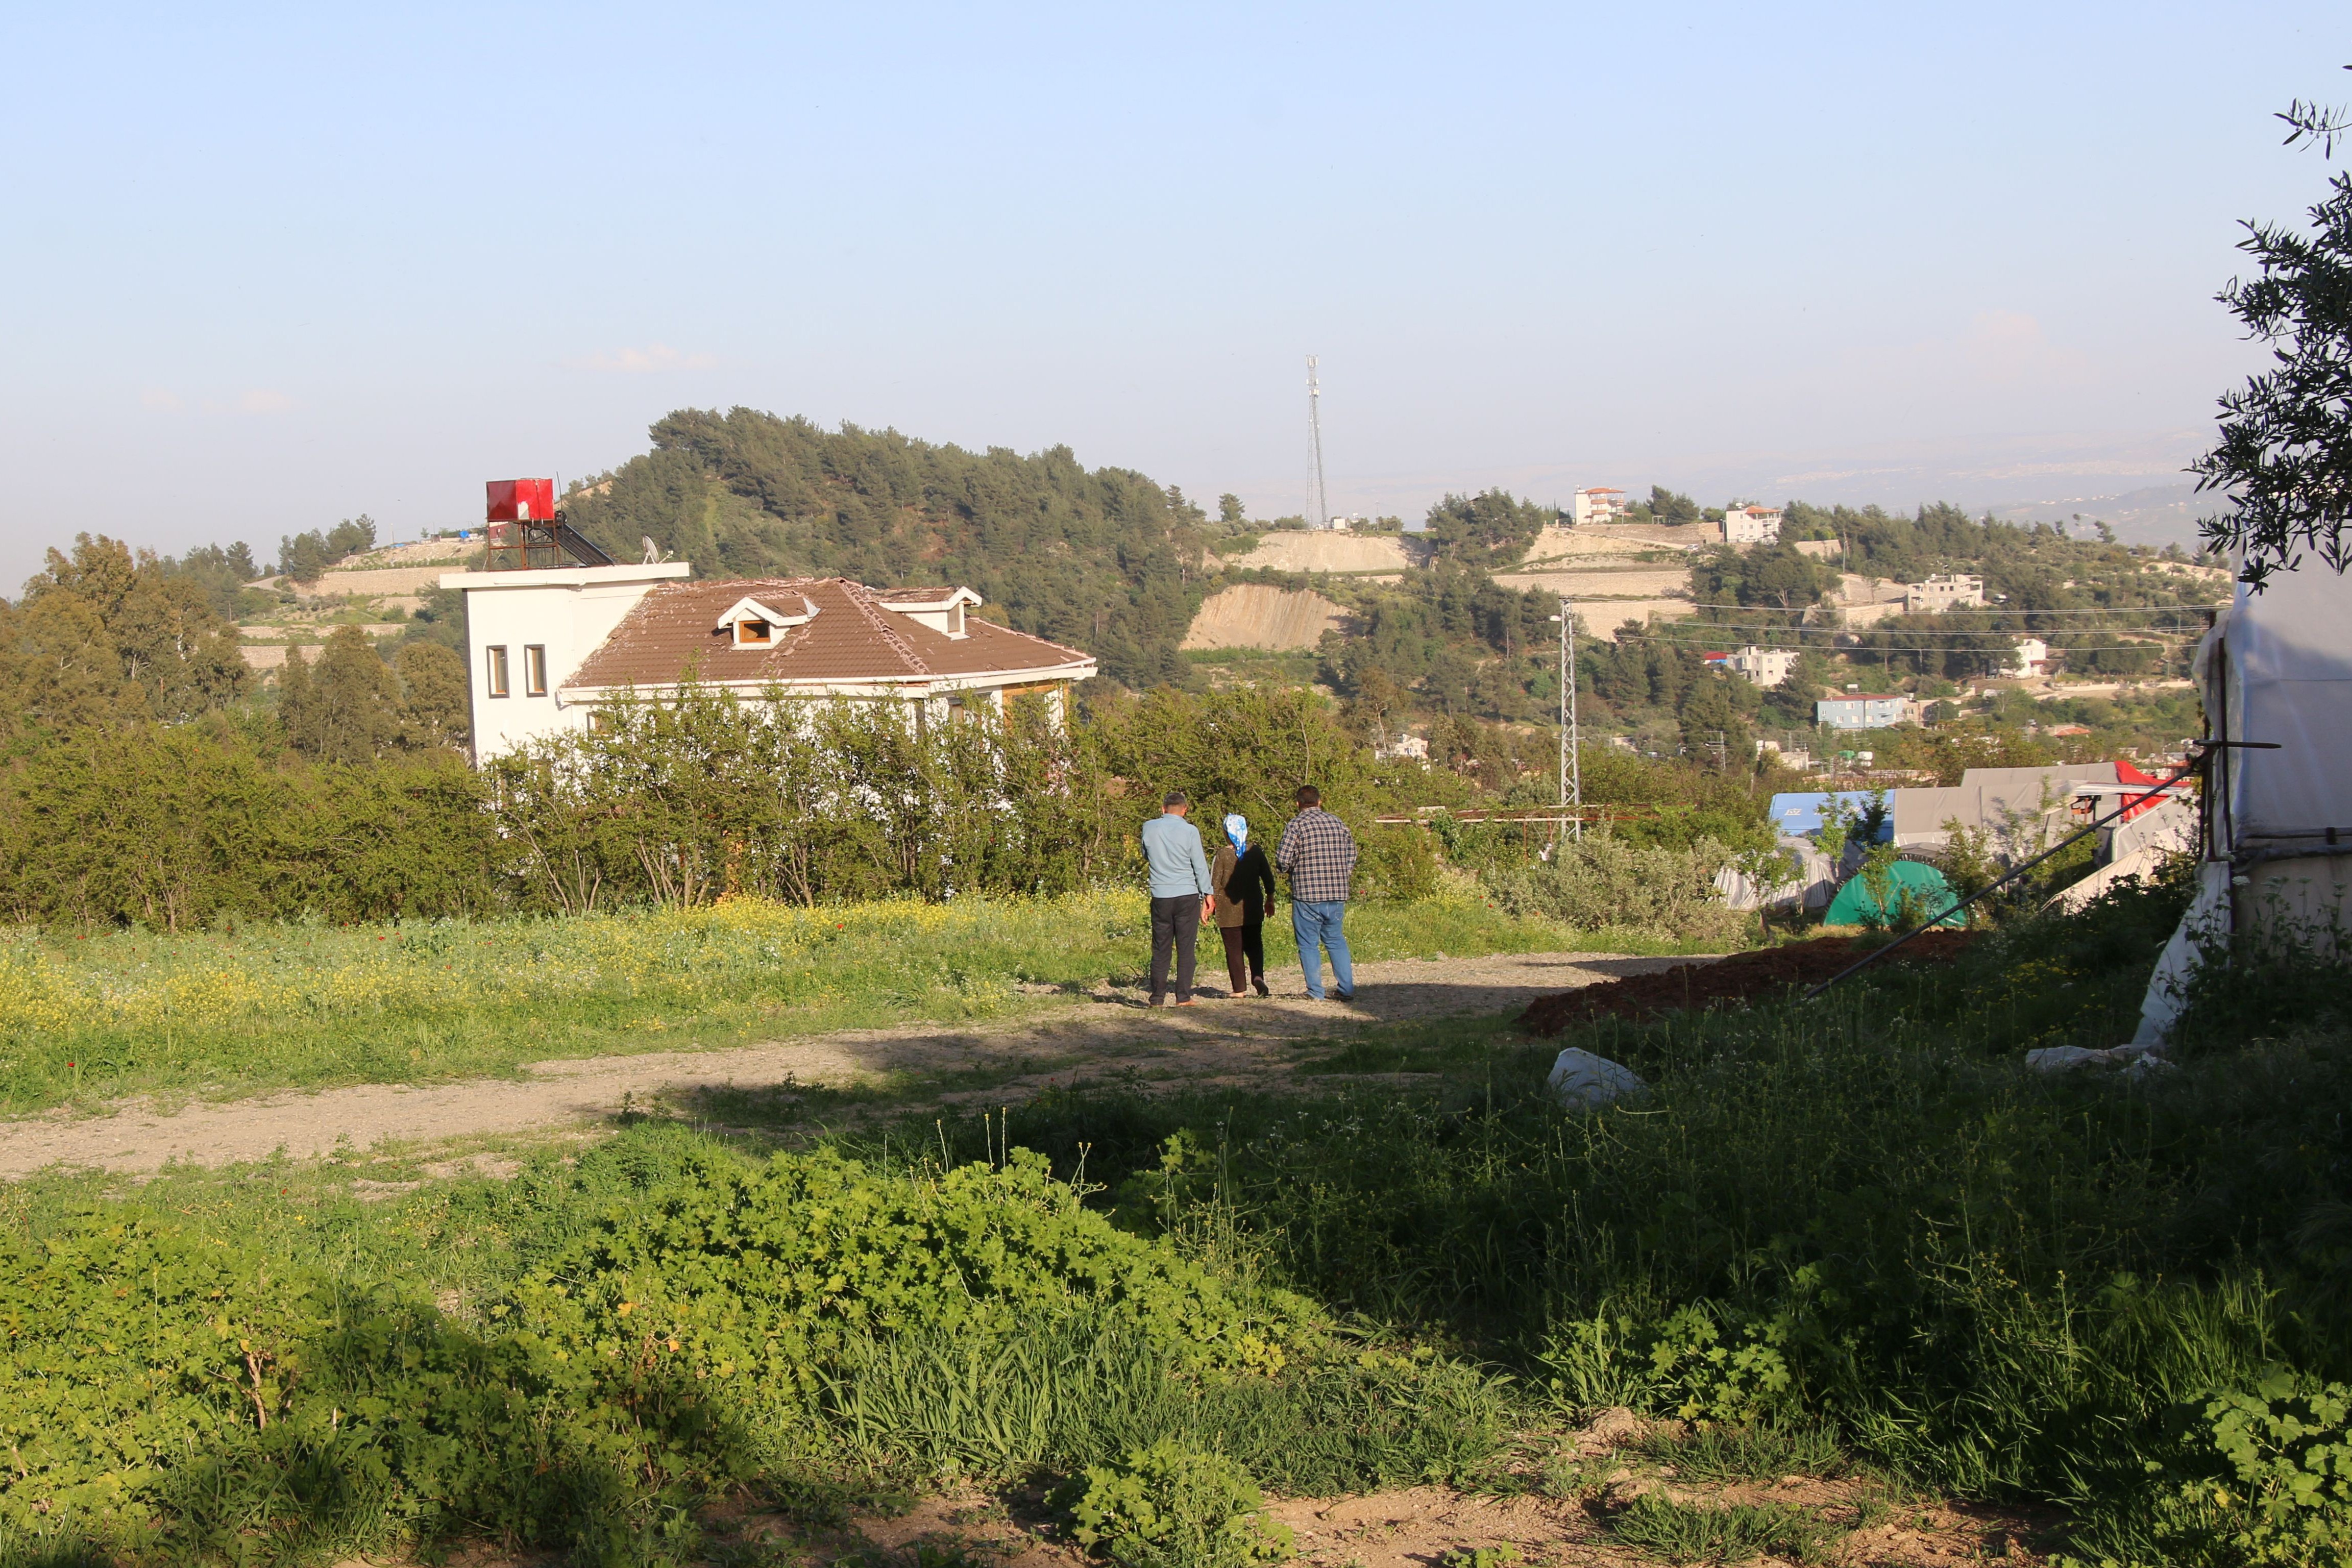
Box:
[1552,599,1582,842]
[1305,355,1330,529]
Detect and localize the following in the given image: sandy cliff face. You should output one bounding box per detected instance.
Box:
[1181,584,1348,651]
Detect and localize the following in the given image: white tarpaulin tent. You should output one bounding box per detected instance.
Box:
[2135,559,2352,1043]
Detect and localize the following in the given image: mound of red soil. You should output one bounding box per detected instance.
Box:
[1517,931,1981,1035]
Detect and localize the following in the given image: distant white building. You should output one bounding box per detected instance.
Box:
[1374,731,1429,762]
[1571,487,1629,526]
[1817,694,1922,730]
[1721,505,1784,546]
[1723,645,1801,688]
[1905,573,1986,613]
[2010,636,2050,677]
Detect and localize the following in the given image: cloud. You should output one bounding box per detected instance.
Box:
[237,389,293,413]
[140,388,183,411]
[568,343,719,373]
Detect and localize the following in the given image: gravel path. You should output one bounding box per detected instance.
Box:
[0,950,1698,1178]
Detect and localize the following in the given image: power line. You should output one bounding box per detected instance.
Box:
[1671,600,2221,616]
[1612,635,2196,655]
[1607,623,2204,642]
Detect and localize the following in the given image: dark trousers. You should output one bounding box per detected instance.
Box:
[1218,921,1265,992]
[1149,895,1201,1001]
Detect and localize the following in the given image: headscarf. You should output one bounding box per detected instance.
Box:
[1223,813,1248,850]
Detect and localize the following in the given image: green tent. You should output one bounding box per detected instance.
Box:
[1824,859,1965,929]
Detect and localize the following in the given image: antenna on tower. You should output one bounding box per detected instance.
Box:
[1305,354,1331,530]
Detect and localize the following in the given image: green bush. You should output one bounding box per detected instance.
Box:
[1053,1439,1295,1568]
[0,1132,1500,1564]
[1476,831,1747,944]
[2108,1375,2352,1568]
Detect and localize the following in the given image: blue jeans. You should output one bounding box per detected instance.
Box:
[1291,900,1353,998]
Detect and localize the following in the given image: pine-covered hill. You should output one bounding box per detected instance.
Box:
[561,409,1226,690]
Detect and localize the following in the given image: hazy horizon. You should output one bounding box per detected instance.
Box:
[4,3,2342,589]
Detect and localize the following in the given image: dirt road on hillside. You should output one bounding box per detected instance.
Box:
[0,950,1698,1178]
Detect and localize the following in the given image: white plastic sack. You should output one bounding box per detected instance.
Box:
[1548,1047,1648,1109]
[2024,1043,2168,1073]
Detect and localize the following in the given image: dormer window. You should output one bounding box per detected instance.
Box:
[876,586,982,639]
[713,594,818,648]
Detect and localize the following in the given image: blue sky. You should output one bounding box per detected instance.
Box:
[1,2,2345,584]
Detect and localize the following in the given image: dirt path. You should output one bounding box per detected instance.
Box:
[0,950,1697,1179]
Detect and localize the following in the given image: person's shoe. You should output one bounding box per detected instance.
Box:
[1334,990,1356,1002]
[1230,988,1248,998]
[1253,978,1270,997]
[1174,997,1198,1007]
[1148,996,1167,1008]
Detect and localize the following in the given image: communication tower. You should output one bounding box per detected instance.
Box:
[1305,355,1331,529]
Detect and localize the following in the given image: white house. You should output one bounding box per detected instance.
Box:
[2010,637,2050,677]
[1724,645,1800,688]
[1721,505,1784,546]
[1904,573,1986,612]
[1571,487,1629,526]
[442,561,1097,761]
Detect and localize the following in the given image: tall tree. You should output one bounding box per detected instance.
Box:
[2193,69,2352,587]
[282,628,402,762]
[1422,489,1551,568]
[0,534,247,734]
[395,642,469,750]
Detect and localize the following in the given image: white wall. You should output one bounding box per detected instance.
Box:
[441,562,693,760]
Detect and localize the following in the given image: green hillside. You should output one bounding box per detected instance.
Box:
[561,409,1231,689]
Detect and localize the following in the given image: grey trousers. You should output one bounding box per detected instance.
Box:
[1149,895,1201,1001]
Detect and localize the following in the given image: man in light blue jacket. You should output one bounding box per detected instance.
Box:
[1139,790,1217,1006]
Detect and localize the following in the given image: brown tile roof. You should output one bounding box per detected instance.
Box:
[562,577,1094,693]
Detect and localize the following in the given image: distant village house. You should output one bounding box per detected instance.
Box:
[1720,504,1783,546]
[1816,693,1922,730]
[1904,573,1986,613]
[1570,487,1629,526]
[1722,645,1800,688]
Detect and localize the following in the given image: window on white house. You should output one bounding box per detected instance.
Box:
[525,645,548,696]
[737,619,771,646]
[486,646,510,697]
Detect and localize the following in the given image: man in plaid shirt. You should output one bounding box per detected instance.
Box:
[1275,784,1359,1001]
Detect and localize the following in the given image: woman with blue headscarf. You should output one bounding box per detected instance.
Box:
[1210,812,1278,997]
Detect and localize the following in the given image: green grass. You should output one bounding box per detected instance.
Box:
[0,888,1671,1117]
[8,874,2348,1565]
[1606,1493,1836,1564]
[1633,1422,1847,1485]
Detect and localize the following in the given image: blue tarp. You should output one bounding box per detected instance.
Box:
[1767,792,1893,841]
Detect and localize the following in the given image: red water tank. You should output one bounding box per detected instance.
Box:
[485,478,558,523]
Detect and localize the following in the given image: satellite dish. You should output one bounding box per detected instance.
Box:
[641,535,663,565]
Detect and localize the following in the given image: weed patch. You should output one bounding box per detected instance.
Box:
[1605,1492,1836,1563]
